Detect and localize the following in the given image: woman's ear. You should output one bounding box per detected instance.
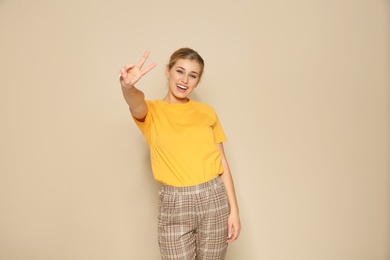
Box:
[165,65,170,78]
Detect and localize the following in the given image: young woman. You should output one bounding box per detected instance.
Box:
[119,48,241,259]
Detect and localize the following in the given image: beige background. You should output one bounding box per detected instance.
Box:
[1,0,389,259]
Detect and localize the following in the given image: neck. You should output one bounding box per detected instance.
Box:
[163,95,189,104]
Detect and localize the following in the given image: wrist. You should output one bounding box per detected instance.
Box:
[229,206,239,215]
[122,84,135,91]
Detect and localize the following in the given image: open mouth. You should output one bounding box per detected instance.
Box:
[177,84,188,90]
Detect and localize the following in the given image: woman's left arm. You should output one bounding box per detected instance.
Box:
[216,142,242,243]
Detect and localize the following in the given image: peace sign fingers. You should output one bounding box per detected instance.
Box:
[119,51,156,89]
[137,51,155,72]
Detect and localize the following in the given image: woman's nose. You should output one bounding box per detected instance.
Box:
[181,74,189,83]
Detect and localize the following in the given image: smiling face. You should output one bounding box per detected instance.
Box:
[164,58,202,104]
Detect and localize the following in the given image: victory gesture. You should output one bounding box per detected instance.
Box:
[119,51,156,89]
[119,51,156,120]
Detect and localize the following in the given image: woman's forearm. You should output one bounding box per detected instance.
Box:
[216,142,241,242]
[220,159,239,214]
[121,86,147,120]
[216,143,239,214]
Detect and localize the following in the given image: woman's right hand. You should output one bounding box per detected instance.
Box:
[119,51,156,89]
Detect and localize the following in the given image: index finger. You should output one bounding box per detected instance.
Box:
[227,227,240,243]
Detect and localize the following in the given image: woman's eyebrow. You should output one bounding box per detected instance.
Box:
[177,66,199,75]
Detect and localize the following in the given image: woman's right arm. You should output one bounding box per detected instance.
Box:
[119,51,156,120]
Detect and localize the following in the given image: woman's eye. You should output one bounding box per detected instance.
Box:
[190,75,197,79]
[176,70,183,74]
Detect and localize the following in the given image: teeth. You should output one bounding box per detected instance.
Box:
[177,85,188,90]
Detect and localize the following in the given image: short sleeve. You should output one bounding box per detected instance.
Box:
[132,100,153,139]
[213,112,227,143]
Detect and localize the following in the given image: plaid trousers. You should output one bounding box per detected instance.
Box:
[158,177,230,260]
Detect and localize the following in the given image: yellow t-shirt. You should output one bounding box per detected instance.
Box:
[133,99,227,187]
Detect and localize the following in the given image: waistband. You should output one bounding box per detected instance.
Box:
[160,177,223,196]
